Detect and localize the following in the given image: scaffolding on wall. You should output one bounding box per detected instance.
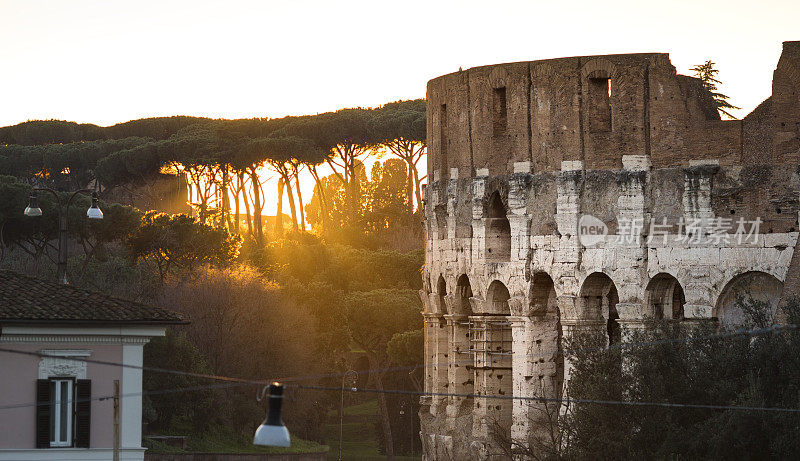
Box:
[468,315,512,370]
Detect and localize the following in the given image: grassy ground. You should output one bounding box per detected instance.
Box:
[323,399,420,461]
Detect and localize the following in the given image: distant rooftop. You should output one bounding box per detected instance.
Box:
[0,270,185,325]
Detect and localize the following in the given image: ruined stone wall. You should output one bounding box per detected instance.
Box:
[427,43,800,181]
[420,42,800,460]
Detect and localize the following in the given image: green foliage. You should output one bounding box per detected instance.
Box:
[143,330,218,432]
[127,212,242,280]
[343,288,422,360]
[0,137,152,188]
[562,298,800,460]
[387,329,424,367]
[691,60,741,119]
[0,120,106,145]
[370,99,426,146]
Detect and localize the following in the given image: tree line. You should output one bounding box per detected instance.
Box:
[0,100,425,247]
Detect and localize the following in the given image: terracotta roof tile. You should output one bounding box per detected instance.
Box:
[0,270,185,325]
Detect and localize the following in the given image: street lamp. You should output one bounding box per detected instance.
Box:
[24,188,103,285]
[400,400,414,456]
[253,382,291,447]
[339,370,358,461]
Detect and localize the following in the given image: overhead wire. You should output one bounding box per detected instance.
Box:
[1,323,798,414]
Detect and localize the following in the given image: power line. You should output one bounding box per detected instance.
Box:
[4,376,800,416]
[1,323,793,387]
[290,384,800,414]
[1,323,799,414]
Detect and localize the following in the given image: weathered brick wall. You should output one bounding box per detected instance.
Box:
[426,43,800,181]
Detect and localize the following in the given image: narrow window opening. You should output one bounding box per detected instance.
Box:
[485,192,511,262]
[439,104,448,174]
[588,77,612,132]
[492,87,507,136]
[49,379,73,447]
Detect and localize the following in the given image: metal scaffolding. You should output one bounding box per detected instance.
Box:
[469,316,512,370]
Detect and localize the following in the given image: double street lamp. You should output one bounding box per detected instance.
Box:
[24,188,103,285]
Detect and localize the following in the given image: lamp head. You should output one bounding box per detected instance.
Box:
[24,193,42,217]
[87,192,103,220]
[253,382,291,447]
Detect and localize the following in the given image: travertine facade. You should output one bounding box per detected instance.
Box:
[419,42,800,460]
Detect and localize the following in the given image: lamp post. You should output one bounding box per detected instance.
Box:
[24,188,103,285]
[339,370,358,461]
[399,400,414,456]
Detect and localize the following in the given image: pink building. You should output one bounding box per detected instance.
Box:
[0,271,185,460]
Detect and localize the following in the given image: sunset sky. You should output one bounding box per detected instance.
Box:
[2,0,798,128]
[1,0,798,215]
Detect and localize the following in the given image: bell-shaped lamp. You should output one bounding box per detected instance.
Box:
[24,194,42,217]
[253,382,291,447]
[86,192,103,220]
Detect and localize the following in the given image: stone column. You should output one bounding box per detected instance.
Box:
[555,162,584,281]
[616,155,650,309]
[616,302,646,342]
[470,315,513,441]
[509,315,534,446]
[559,318,607,415]
[682,303,716,331]
[444,313,472,430]
[509,162,532,261]
[447,168,459,241]
[423,312,448,415]
[683,162,719,231]
[616,302,647,376]
[471,171,489,263]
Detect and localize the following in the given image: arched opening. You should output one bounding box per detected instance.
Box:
[447,275,474,431]
[485,192,511,262]
[513,272,563,445]
[437,275,447,312]
[471,280,513,439]
[579,272,620,346]
[715,271,784,327]
[528,272,564,398]
[645,273,686,320]
[456,274,473,314]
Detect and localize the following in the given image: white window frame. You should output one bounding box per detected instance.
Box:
[49,378,74,448]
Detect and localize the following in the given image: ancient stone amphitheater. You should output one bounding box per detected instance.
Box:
[419,41,800,459]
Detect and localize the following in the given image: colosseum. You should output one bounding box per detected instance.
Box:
[419,41,800,459]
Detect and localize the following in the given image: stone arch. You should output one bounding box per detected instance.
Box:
[529,271,559,316]
[488,65,510,89]
[579,272,621,345]
[446,274,476,431]
[485,279,511,314]
[714,271,784,326]
[437,274,447,297]
[644,273,686,320]
[485,191,511,262]
[436,275,447,314]
[455,274,473,315]
[581,57,617,80]
[471,280,513,439]
[528,271,564,398]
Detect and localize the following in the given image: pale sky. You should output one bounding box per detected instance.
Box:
[2,0,798,128]
[1,0,798,216]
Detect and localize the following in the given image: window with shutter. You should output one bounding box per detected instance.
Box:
[49,379,73,447]
[36,378,90,448]
[35,380,51,449]
[75,380,91,448]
